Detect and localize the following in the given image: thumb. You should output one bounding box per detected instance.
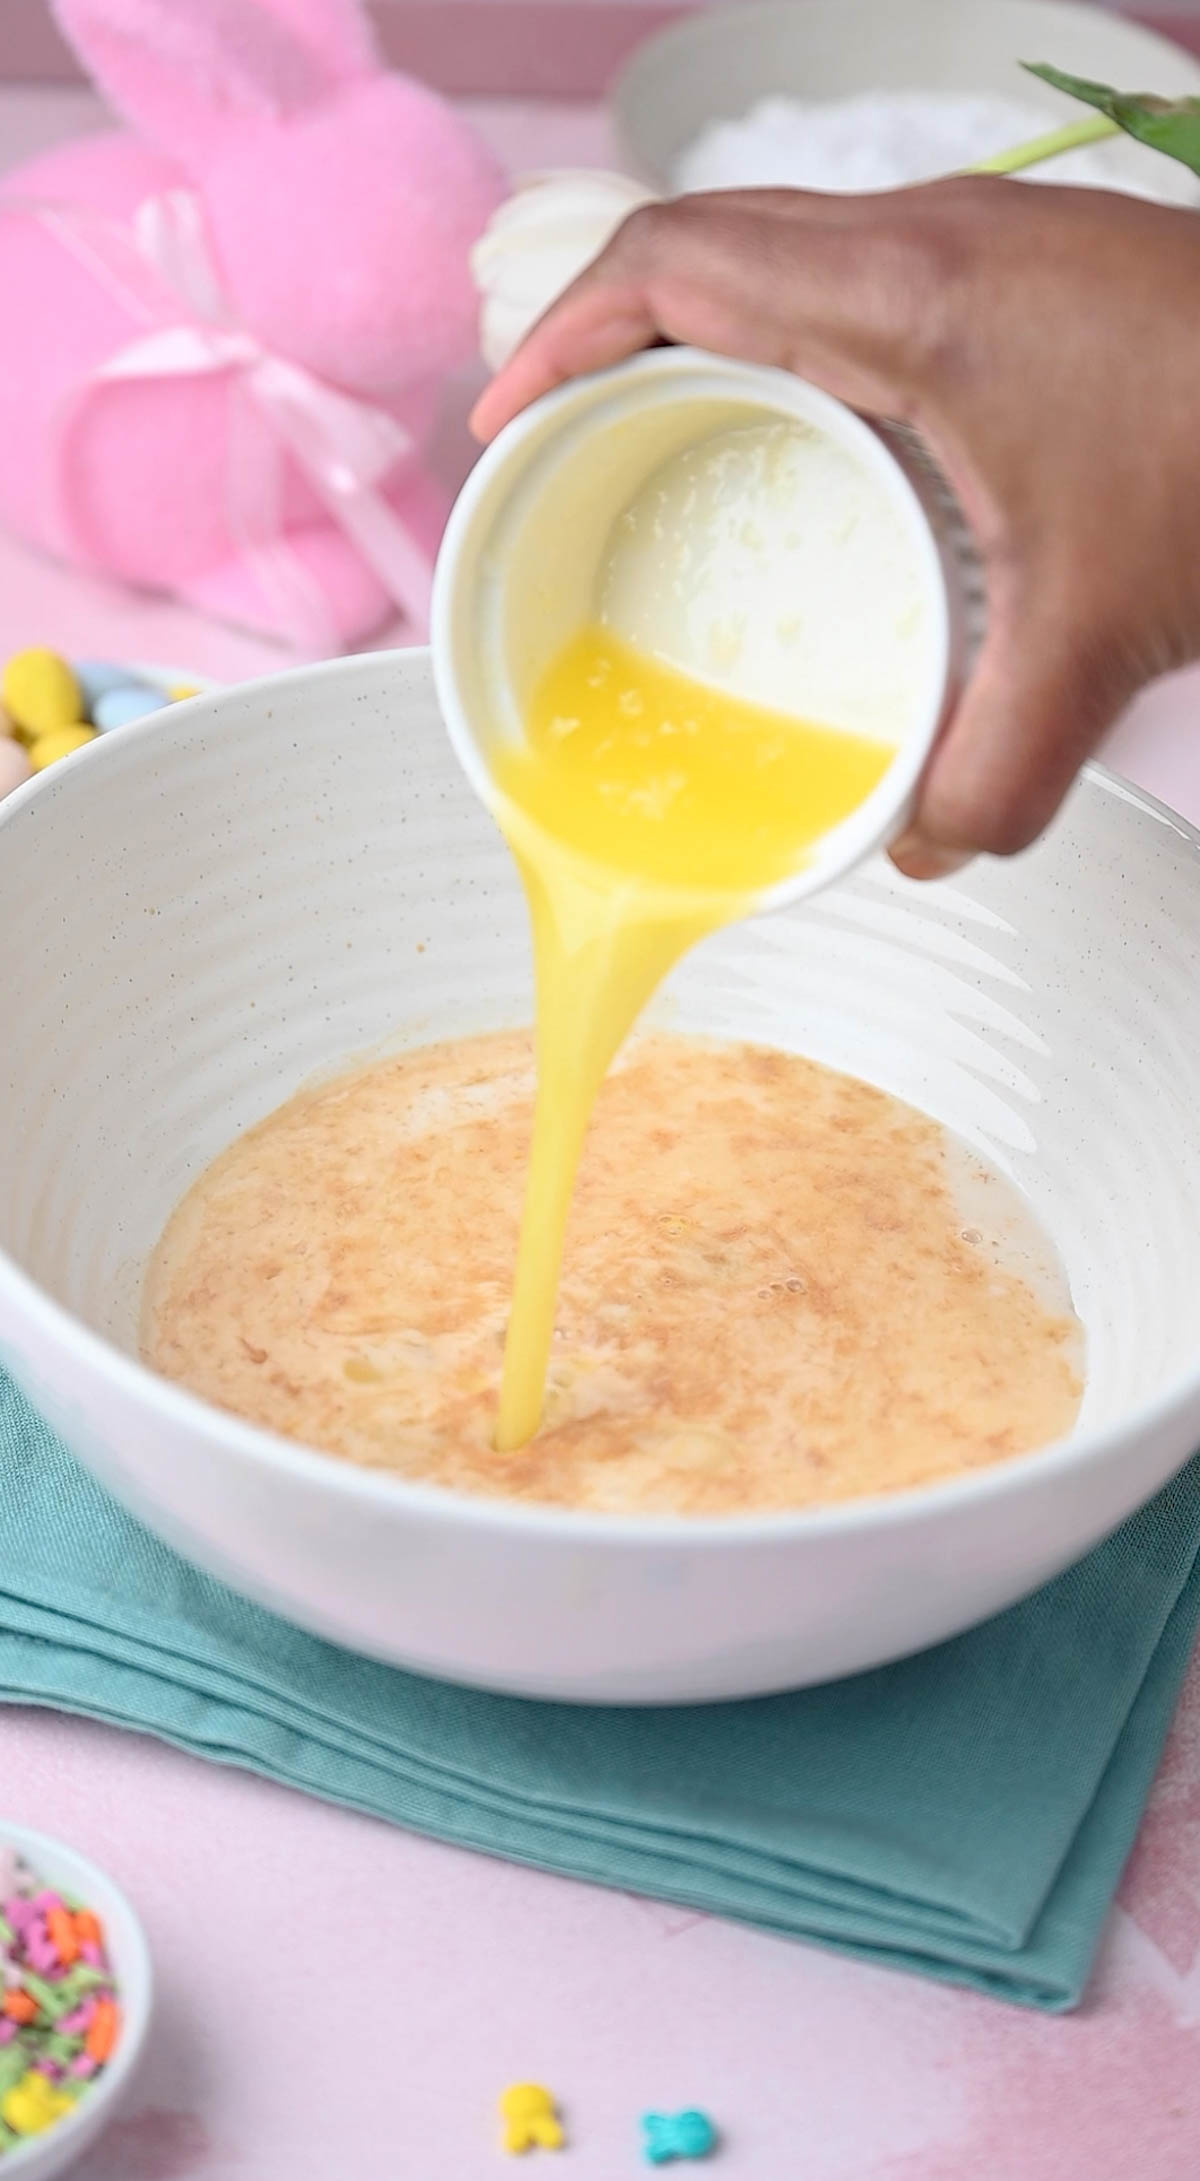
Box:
[890,576,1129,879]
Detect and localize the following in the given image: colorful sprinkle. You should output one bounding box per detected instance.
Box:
[85,1997,119,2066]
[0,1850,120,2158]
[499,2083,566,2154]
[642,2109,719,2164]
[46,1908,79,1969]
[2,2068,75,2137]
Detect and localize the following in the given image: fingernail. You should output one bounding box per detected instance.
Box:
[889,831,973,882]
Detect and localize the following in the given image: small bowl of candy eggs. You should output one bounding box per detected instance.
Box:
[0,651,216,804]
[0,1825,152,2177]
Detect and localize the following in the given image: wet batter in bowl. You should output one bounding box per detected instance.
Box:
[142,1031,1082,1515]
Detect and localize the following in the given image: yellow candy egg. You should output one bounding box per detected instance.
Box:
[28,724,98,771]
[1,648,83,741]
[168,682,201,701]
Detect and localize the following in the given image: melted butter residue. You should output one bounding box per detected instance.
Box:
[142,1031,1083,1517]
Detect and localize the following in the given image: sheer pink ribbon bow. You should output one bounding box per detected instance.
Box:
[15,187,435,651]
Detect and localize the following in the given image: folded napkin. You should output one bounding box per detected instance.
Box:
[2,1367,1198,2011]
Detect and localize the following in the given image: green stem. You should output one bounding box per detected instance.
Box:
[968,112,1121,176]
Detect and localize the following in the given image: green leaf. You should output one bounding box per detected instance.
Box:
[1023,61,1200,177]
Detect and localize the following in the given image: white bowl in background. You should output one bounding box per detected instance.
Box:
[0,651,1199,1702]
[613,0,1200,201]
[0,1825,152,2179]
[127,667,218,704]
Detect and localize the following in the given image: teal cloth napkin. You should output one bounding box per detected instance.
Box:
[2,1369,1198,2011]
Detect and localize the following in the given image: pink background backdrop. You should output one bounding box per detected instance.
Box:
[3,0,1200,98]
[3,4,1200,2173]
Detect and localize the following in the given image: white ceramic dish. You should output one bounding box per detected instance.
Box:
[433,348,958,909]
[0,650,1199,1703]
[613,0,1200,201]
[128,666,217,699]
[0,1826,152,2178]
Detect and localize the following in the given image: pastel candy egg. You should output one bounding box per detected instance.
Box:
[93,683,164,732]
[1,648,82,740]
[74,658,132,715]
[168,682,201,702]
[0,738,32,799]
[28,724,98,771]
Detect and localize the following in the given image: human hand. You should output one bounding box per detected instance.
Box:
[471,180,1200,877]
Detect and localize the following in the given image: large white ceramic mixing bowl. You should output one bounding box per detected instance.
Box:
[1,651,1199,1703]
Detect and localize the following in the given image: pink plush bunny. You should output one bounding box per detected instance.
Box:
[0,0,503,647]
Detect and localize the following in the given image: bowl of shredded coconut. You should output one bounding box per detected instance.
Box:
[613,0,1200,205]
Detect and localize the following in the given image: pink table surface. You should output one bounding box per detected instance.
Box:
[4,78,1200,2181]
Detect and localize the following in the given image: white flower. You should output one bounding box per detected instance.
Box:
[472,170,656,371]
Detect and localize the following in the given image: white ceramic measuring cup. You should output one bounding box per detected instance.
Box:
[432,346,974,905]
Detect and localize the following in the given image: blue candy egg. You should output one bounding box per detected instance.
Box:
[92,683,165,732]
[74,659,133,714]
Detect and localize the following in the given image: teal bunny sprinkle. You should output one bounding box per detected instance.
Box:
[642,2109,718,2164]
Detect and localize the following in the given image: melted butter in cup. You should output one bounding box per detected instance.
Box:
[433,347,959,911]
